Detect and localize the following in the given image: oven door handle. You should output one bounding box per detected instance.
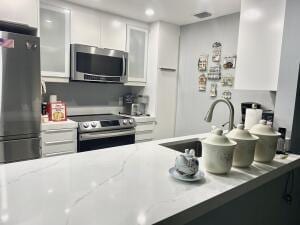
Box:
[80,129,135,141]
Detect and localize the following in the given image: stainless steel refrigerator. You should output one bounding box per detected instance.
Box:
[0,25,41,163]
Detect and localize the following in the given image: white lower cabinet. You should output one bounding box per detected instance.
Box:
[41,120,78,157]
[134,117,156,143]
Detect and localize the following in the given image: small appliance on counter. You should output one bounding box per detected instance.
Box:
[136,95,149,115]
[262,110,274,123]
[122,94,149,116]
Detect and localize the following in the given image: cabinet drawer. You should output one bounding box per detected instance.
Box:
[42,129,76,143]
[135,122,155,132]
[42,141,76,157]
[135,131,153,142]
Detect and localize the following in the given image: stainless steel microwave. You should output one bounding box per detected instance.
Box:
[71,44,128,83]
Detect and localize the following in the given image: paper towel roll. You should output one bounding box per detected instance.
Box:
[244,108,263,130]
[49,95,57,103]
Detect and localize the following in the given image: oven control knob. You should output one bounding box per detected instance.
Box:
[129,119,134,124]
[83,122,90,128]
[91,122,97,128]
[123,119,128,125]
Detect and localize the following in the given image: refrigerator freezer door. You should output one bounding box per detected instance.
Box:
[0,137,40,163]
[0,31,41,139]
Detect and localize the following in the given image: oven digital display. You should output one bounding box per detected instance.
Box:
[101,120,120,127]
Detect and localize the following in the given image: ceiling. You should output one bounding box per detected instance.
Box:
[64,0,241,25]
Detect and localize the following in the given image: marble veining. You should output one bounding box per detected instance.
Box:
[0,133,299,225]
[0,158,65,189]
[65,148,139,225]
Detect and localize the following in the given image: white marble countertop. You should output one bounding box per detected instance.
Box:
[0,133,299,225]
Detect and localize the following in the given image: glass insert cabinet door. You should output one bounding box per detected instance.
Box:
[40,3,70,79]
[126,25,148,83]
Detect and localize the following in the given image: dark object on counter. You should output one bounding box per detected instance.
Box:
[262,110,274,123]
[241,102,261,123]
[41,102,48,115]
[276,127,286,153]
[123,94,136,104]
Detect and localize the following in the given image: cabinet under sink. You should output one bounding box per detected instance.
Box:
[160,138,202,157]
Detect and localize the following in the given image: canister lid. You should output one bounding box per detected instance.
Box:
[250,120,281,136]
[227,124,259,141]
[203,128,236,146]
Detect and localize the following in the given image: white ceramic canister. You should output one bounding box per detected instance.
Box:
[202,128,237,174]
[250,120,281,163]
[226,124,259,167]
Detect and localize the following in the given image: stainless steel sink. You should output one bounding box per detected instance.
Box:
[160,138,202,157]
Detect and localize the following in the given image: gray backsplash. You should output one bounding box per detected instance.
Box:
[175,13,276,136]
[44,82,132,115]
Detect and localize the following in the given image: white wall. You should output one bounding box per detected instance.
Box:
[175,13,276,136]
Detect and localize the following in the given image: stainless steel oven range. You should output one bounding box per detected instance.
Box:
[69,114,136,152]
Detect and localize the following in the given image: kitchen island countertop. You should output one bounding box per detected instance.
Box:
[0,133,299,225]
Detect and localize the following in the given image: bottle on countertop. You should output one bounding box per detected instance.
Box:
[41,102,47,115]
[276,127,286,153]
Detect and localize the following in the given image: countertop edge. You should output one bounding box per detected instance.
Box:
[155,157,300,225]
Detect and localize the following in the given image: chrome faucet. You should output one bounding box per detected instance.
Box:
[204,99,235,131]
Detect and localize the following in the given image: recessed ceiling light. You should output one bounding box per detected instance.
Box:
[145,8,155,16]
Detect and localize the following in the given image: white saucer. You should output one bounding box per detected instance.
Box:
[169,167,205,182]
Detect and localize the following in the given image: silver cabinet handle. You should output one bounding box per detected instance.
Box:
[45,140,74,145]
[80,129,135,141]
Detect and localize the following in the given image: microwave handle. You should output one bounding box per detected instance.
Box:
[122,55,126,76]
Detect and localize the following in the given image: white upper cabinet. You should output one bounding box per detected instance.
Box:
[157,22,180,70]
[126,25,148,84]
[71,7,101,47]
[40,3,70,82]
[235,0,286,91]
[0,0,38,28]
[100,14,127,51]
